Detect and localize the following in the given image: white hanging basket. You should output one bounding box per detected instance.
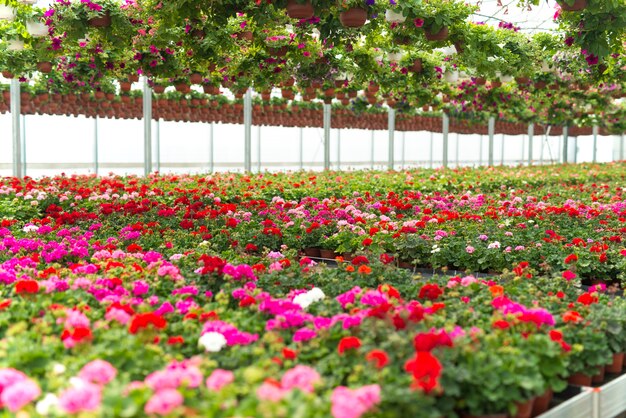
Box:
[499,74,514,83]
[0,5,15,20]
[6,39,25,51]
[444,70,459,83]
[387,51,404,64]
[26,20,48,37]
[385,9,406,24]
[18,0,38,4]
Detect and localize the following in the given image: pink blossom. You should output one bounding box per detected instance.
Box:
[58,381,102,414]
[257,381,288,402]
[0,378,40,412]
[206,369,234,392]
[293,327,317,342]
[144,389,183,415]
[330,384,381,418]
[78,360,117,386]
[281,365,321,393]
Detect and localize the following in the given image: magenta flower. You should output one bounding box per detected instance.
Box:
[414,18,424,28]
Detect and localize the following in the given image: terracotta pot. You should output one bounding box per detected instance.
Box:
[175,83,190,93]
[514,398,534,418]
[491,80,502,88]
[303,247,321,258]
[515,76,530,85]
[320,249,336,259]
[534,81,547,89]
[119,81,132,92]
[341,252,354,261]
[268,46,288,57]
[189,73,204,84]
[88,12,112,28]
[128,74,139,83]
[592,365,605,384]
[532,388,553,417]
[339,7,367,28]
[238,31,254,41]
[567,372,592,386]
[36,61,53,73]
[410,58,423,73]
[557,0,587,11]
[286,0,314,19]
[324,88,335,98]
[424,26,449,41]
[606,352,625,374]
[367,83,379,93]
[2,70,14,78]
[153,85,166,94]
[475,77,487,85]
[94,91,105,100]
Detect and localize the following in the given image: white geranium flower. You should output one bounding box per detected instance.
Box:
[199,332,227,353]
[36,394,59,415]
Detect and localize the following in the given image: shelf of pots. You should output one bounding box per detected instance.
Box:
[536,387,593,418]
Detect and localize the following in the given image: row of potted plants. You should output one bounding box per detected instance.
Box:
[1,167,626,416]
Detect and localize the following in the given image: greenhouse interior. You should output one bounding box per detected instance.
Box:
[1,0,626,417]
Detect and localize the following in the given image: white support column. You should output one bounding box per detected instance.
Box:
[521,133,525,166]
[540,131,545,165]
[388,108,395,171]
[500,134,505,166]
[323,104,331,170]
[209,122,214,173]
[528,124,534,166]
[621,134,624,161]
[243,88,252,172]
[10,79,22,179]
[455,133,460,167]
[21,114,26,177]
[488,116,495,166]
[155,119,161,172]
[479,135,483,166]
[429,131,434,168]
[93,117,99,175]
[592,125,598,163]
[142,77,152,176]
[257,126,261,173]
[442,114,449,168]
[401,131,406,169]
[562,126,569,163]
[336,129,341,170]
[299,128,304,170]
[370,131,375,170]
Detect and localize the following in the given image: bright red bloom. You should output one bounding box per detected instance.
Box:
[167,336,184,345]
[129,312,167,334]
[418,284,443,301]
[0,299,11,310]
[562,270,576,281]
[562,310,583,323]
[577,293,598,306]
[493,320,510,330]
[379,253,394,265]
[245,243,258,252]
[549,330,563,341]
[351,256,369,266]
[362,238,373,247]
[282,347,297,360]
[599,253,608,263]
[338,336,361,354]
[405,351,442,393]
[61,326,93,344]
[365,349,389,369]
[239,295,257,307]
[378,284,400,299]
[564,254,578,264]
[413,330,453,352]
[15,280,39,295]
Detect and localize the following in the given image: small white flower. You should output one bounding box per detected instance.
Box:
[36,393,59,415]
[199,332,227,353]
[22,224,39,233]
[308,287,325,302]
[488,241,501,249]
[52,363,66,375]
[293,293,314,309]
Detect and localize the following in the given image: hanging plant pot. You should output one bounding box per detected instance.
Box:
[324,88,335,98]
[444,70,459,83]
[0,5,15,20]
[385,9,406,23]
[88,12,112,28]
[94,91,105,100]
[515,76,530,85]
[153,85,166,94]
[347,90,358,98]
[286,0,314,19]
[474,77,487,85]
[261,92,271,101]
[128,74,139,83]
[424,26,449,41]
[557,0,587,11]
[36,61,53,73]
[367,83,379,93]
[567,372,592,386]
[175,83,190,93]
[534,81,547,89]
[26,20,48,37]
[268,46,288,57]
[189,73,204,85]
[237,31,254,41]
[6,39,25,51]
[340,98,350,106]
[1,70,14,79]
[410,59,423,73]
[490,80,502,88]
[339,7,367,28]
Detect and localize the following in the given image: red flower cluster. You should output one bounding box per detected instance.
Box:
[15,280,39,295]
[337,336,361,354]
[129,312,167,334]
[564,254,578,264]
[577,292,598,306]
[365,349,389,369]
[61,326,93,345]
[404,351,442,393]
[549,329,572,352]
[418,283,443,301]
[199,255,227,275]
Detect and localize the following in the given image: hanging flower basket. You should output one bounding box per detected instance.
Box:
[268,46,288,57]
[189,73,203,85]
[36,62,53,73]
[557,0,587,11]
[424,26,449,41]
[339,7,367,28]
[410,59,423,73]
[88,12,112,28]
[286,0,314,19]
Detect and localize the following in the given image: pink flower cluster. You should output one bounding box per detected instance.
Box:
[330,384,381,418]
[201,320,259,346]
[0,368,41,412]
[257,365,321,402]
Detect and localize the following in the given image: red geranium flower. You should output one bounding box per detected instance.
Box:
[562,310,583,323]
[493,320,510,330]
[365,349,389,369]
[418,283,443,301]
[129,312,167,334]
[282,347,297,360]
[405,351,442,393]
[167,336,185,345]
[564,254,578,264]
[15,280,39,295]
[338,336,361,354]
